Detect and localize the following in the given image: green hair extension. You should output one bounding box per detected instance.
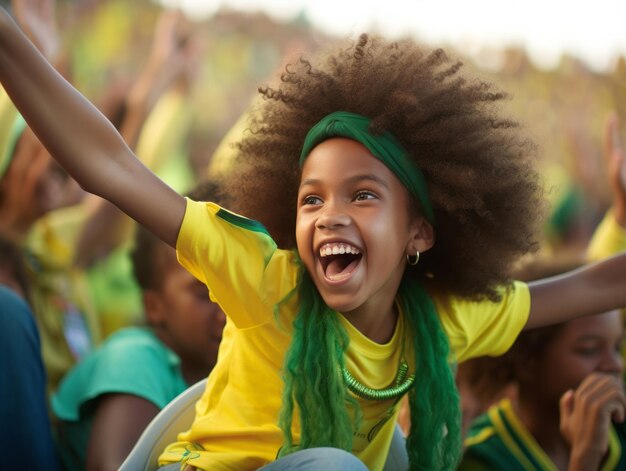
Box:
[277,269,461,469]
[400,277,462,470]
[278,269,360,456]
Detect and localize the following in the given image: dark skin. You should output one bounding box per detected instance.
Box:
[2,3,626,338]
[87,395,159,471]
[83,237,224,470]
[2,10,626,470]
[517,312,624,471]
[0,3,209,469]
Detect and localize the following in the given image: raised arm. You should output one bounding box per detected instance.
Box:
[11,0,60,64]
[586,113,626,261]
[526,251,626,329]
[0,8,185,247]
[75,9,200,266]
[604,113,626,226]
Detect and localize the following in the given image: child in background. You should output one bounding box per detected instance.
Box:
[456,113,626,438]
[2,11,626,469]
[51,180,226,471]
[459,301,625,470]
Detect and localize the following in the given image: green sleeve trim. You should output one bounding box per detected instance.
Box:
[216,208,270,235]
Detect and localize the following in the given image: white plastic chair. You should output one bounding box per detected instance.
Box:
[119,377,207,471]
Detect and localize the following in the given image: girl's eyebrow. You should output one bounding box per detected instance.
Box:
[299,174,391,190]
[574,333,616,343]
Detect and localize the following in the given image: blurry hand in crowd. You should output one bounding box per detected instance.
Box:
[559,373,625,470]
[604,113,626,227]
[11,0,59,62]
[127,8,203,114]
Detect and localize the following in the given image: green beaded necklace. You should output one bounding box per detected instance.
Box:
[342,361,415,401]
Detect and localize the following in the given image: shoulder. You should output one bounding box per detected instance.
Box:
[0,286,40,349]
[83,327,173,368]
[52,328,185,421]
[434,282,530,361]
[0,285,34,326]
[179,199,273,246]
[434,281,530,326]
[176,199,281,280]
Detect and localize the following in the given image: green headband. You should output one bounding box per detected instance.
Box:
[300,111,435,224]
[0,114,26,180]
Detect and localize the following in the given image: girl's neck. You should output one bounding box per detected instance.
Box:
[342,302,398,344]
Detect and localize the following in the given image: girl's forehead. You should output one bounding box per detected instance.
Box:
[300,138,391,177]
[559,310,623,342]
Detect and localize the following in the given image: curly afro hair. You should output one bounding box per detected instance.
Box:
[224,33,544,300]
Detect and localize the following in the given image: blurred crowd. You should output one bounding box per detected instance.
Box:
[1,0,625,469]
[50,0,626,250]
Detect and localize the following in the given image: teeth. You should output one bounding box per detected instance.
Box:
[319,243,361,257]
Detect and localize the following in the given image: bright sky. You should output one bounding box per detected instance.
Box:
[160,0,626,72]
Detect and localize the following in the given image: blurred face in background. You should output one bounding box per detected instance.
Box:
[144,244,226,379]
[533,310,624,405]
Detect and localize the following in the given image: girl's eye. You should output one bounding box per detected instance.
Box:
[354,191,377,202]
[302,195,322,205]
[574,346,599,356]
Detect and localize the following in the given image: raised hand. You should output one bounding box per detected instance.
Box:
[559,373,625,471]
[127,9,202,112]
[604,113,626,227]
[11,0,59,61]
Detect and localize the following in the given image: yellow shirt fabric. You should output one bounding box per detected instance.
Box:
[159,199,530,471]
[25,213,101,396]
[586,209,626,262]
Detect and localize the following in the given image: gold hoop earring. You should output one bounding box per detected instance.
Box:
[406,251,419,266]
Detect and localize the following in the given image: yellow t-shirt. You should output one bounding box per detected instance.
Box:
[159,200,530,471]
[586,209,626,262]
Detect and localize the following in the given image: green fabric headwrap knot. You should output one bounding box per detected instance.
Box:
[300,111,435,225]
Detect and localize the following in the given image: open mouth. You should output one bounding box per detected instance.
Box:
[319,243,362,281]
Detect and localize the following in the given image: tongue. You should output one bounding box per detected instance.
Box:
[326,257,359,279]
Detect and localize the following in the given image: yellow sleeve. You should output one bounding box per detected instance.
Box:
[435,281,530,362]
[586,209,626,262]
[176,199,298,328]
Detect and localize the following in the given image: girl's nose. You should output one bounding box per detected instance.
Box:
[600,349,624,376]
[315,203,351,230]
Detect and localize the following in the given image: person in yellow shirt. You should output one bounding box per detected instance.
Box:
[3,14,626,471]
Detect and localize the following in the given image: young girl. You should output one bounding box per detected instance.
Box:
[2,10,626,470]
[460,305,625,470]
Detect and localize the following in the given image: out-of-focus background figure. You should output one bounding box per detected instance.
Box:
[1,0,625,468]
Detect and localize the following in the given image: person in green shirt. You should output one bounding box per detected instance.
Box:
[52,180,226,471]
